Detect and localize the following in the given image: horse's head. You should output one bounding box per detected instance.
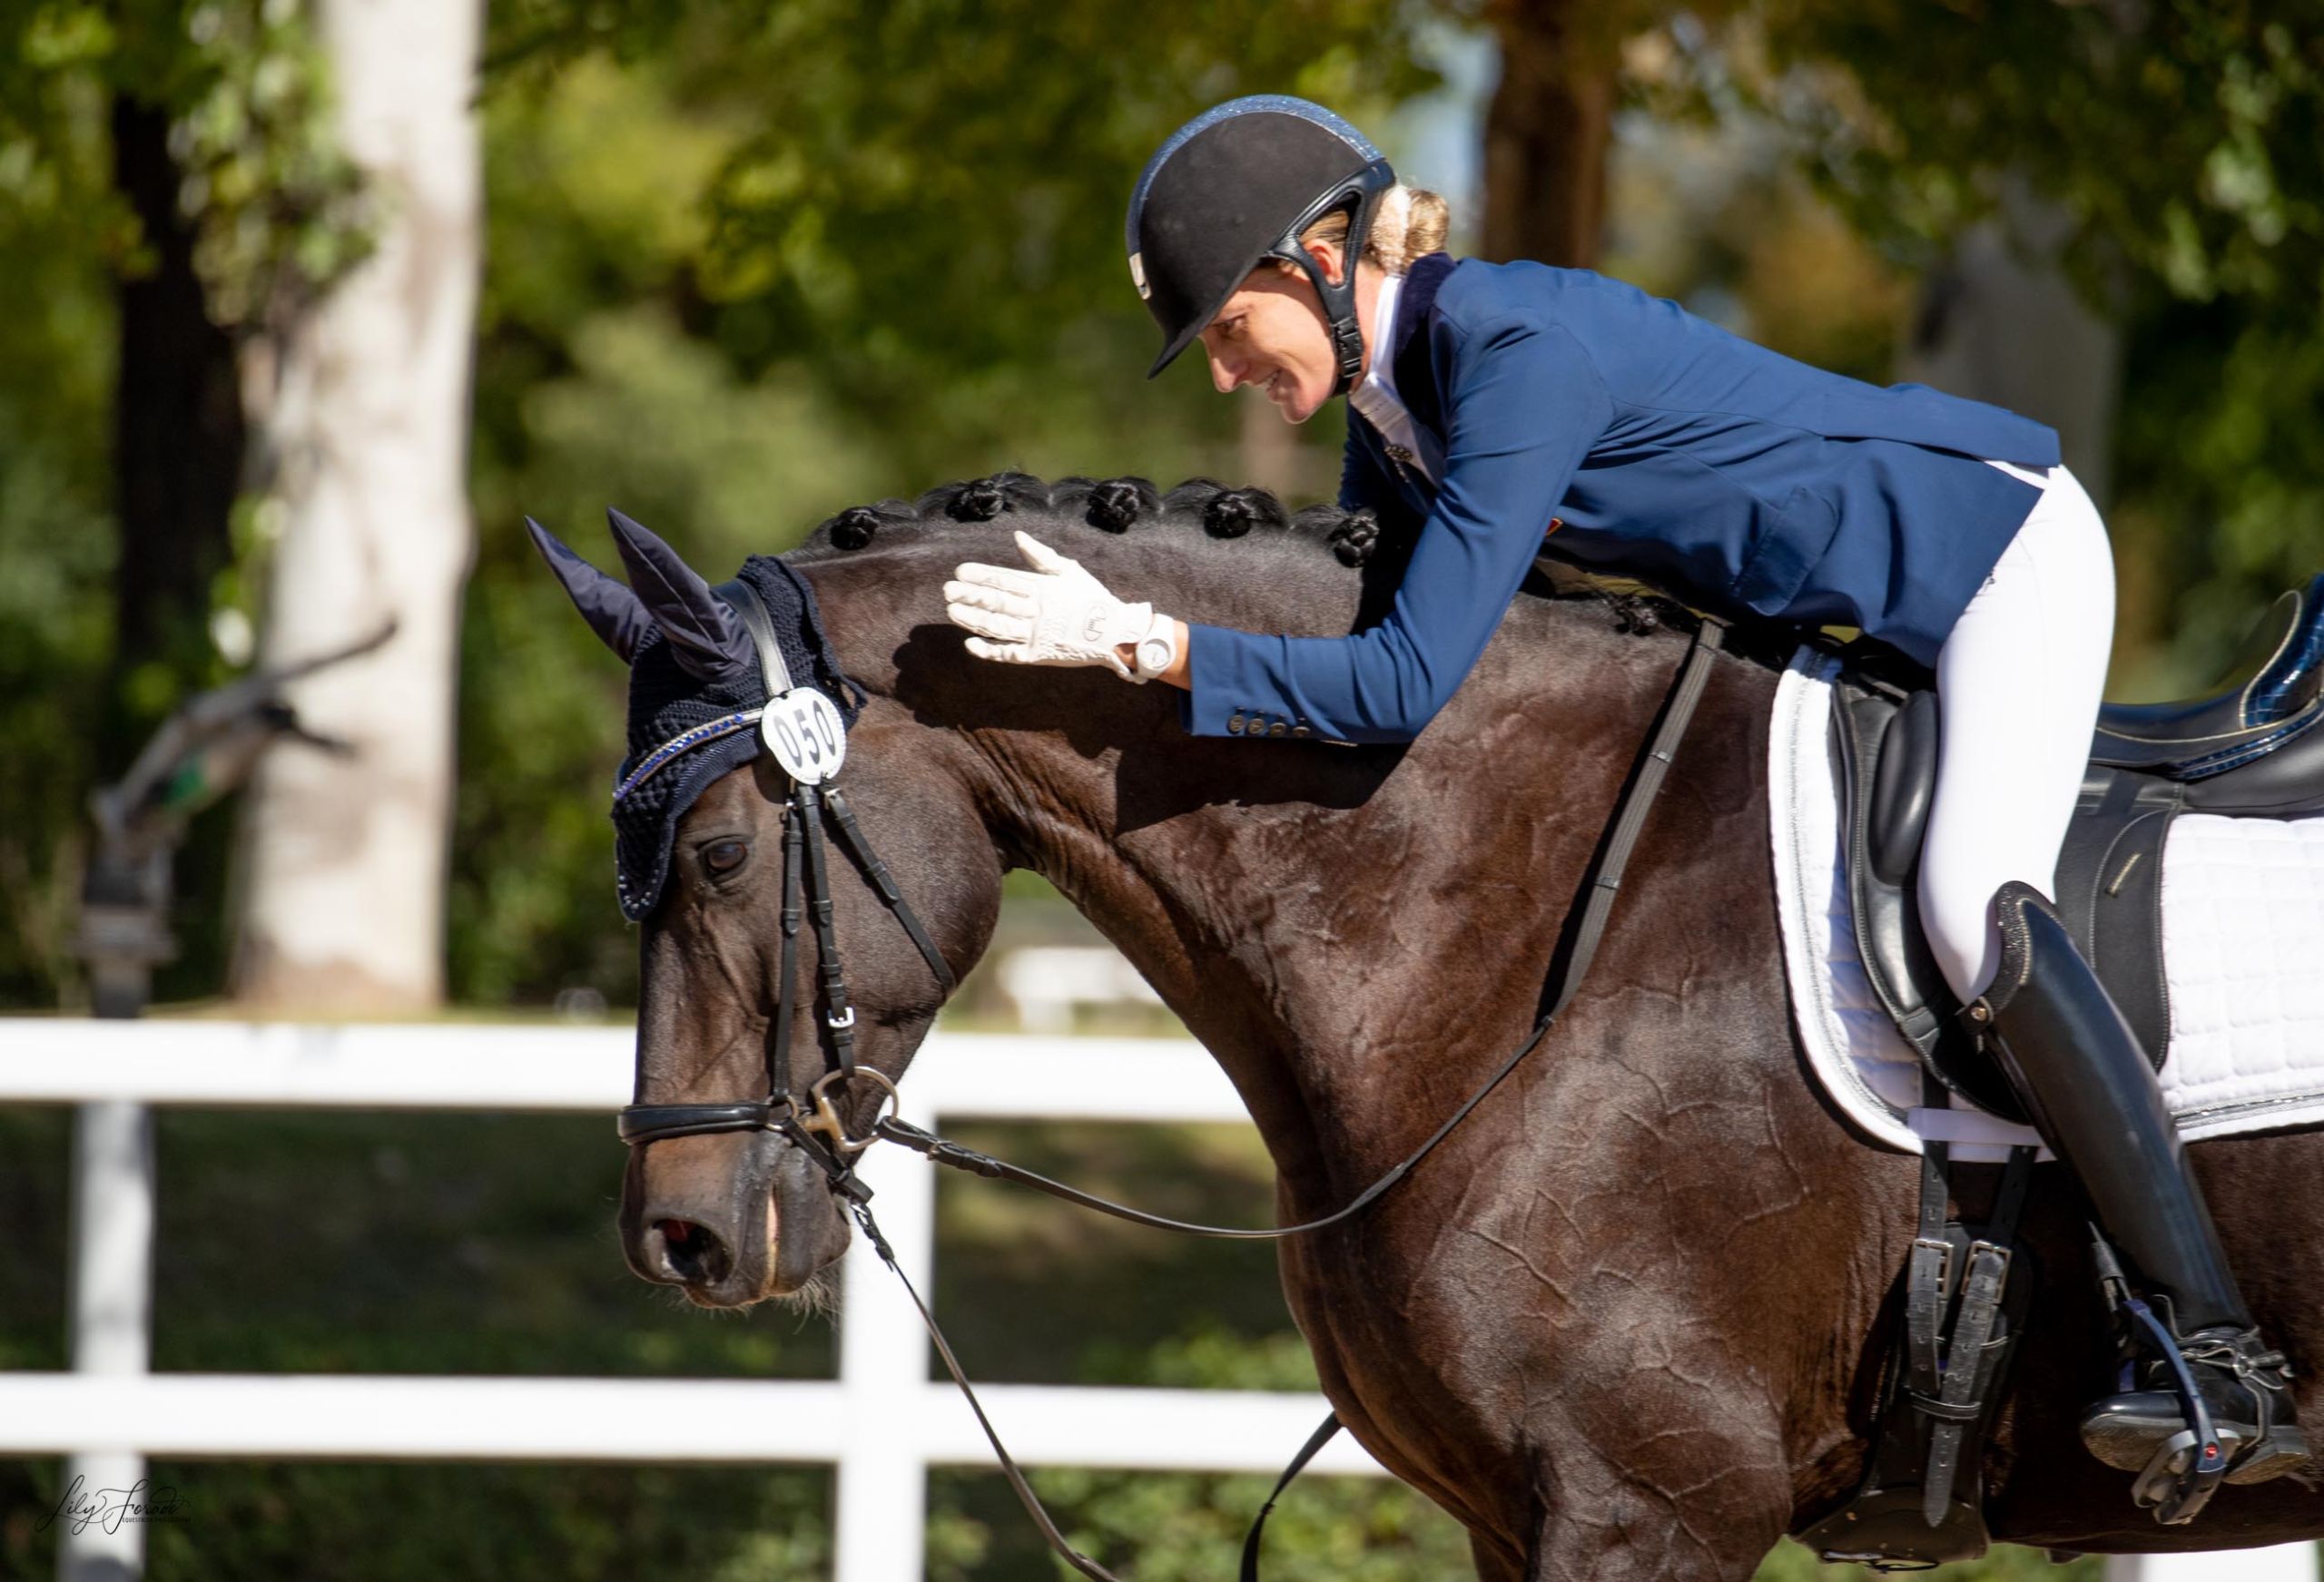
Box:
[531,509,1003,1308]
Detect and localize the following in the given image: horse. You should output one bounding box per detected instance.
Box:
[552,473,2324,1580]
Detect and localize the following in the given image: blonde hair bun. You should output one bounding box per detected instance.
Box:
[1300,182,1453,276]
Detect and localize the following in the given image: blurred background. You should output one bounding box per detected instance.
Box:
[2,0,2319,1576]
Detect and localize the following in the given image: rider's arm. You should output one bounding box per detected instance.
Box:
[1176,313,1614,743]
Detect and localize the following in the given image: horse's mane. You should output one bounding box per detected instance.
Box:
[791,470,1699,638]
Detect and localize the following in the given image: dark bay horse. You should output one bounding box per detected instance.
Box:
[569,476,2324,1579]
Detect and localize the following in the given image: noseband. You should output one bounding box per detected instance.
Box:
[613,579,954,1185]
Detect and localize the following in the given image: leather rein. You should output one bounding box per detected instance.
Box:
[615,586,1728,1582]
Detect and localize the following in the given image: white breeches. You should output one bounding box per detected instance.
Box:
[1919,459,2117,1003]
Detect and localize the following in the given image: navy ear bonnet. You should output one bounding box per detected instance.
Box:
[527,511,865,921]
[610,556,863,919]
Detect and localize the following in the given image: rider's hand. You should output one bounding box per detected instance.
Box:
[944,531,1165,682]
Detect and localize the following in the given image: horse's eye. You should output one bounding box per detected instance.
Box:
[703,839,749,876]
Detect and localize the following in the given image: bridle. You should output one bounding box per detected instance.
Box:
[608,577,1727,1582]
[612,577,955,1191]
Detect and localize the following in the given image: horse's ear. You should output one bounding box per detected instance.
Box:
[526,516,653,663]
[603,507,753,683]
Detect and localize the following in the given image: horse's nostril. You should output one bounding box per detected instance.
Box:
[653,1217,733,1287]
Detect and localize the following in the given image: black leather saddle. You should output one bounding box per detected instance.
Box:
[2092,571,2324,797]
[1831,574,2324,1124]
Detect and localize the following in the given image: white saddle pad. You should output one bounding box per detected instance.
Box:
[1768,647,2324,1162]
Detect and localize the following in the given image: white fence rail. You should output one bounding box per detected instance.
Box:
[0,1022,1382,1582]
[0,1019,2308,1582]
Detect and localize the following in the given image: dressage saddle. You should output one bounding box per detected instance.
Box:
[1834,571,2324,1121]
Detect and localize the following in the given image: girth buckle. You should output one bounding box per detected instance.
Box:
[800,1066,900,1156]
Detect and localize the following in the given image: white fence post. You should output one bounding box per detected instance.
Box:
[834,1087,940,1582]
[58,1099,155,1582]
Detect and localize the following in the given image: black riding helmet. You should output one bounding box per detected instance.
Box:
[1126,95,1395,394]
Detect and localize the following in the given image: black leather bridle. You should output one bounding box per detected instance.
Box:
[613,578,955,1186]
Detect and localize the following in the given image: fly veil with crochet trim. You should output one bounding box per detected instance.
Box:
[525,508,865,920]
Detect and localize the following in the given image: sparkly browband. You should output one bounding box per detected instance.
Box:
[612,710,763,804]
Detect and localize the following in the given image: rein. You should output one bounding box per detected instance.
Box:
[616,592,1728,1582]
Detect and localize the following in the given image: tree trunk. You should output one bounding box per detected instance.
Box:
[106,93,244,756]
[1480,0,1620,268]
[231,0,482,1012]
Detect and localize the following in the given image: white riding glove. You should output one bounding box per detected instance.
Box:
[943,531,1167,683]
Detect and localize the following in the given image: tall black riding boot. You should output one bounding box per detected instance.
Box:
[1971,882,2306,1501]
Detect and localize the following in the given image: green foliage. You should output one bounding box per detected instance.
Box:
[0,47,115,1006]
[0,0,369,329]
[1646,2,2323,310]
[446,12,1434,1005]
[2105,290,2324,693]
[481,0,1438,437]
[931,1464,1477,1582]
[1637,1,2324,695]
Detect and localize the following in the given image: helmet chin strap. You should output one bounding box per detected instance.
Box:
[1279,241,1369,398]
[1267,158,1394,399]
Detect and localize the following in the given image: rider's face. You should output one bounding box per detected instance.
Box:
[1197,241,1356,425]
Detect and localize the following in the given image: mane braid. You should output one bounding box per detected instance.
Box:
[793,471,1711,641]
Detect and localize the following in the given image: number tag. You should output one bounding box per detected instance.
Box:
[760,687,847,783]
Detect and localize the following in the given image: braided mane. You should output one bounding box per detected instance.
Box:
[794,471,1386,568]
[793,469,1705,640]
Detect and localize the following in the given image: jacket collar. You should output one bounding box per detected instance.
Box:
[1391,251,1455,432]
[1347,270,1411,440]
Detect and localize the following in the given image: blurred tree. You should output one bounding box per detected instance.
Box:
[0,1,364,761]
[231,0,483,1011]
[107,90,242,753]
[0,0,366,1001]
[1481,0,1625,264]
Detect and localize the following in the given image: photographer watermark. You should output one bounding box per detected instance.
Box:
[38,1476,187,1538]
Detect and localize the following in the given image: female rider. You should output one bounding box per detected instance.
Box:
[940,94,2302,1500]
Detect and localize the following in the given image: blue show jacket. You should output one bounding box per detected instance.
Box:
[1184,254,2061,743]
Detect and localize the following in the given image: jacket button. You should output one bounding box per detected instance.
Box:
[1267,721,1287,738]
[1292,725,1311,739]
[1226,713,1246,734]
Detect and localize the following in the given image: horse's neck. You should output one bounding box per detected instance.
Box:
[960,597,1700,1199]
